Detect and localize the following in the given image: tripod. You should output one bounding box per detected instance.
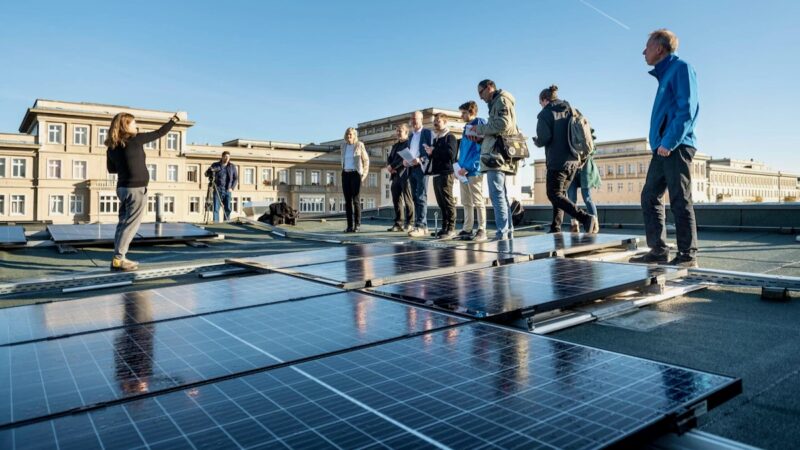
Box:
[203,172,226,224]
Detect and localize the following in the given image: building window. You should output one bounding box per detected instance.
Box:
[638,162,645,174]
[147,196,156,213]
[147,164,157,181]
[628,164,635,175]
[299,196,324,213]
[310,170,321,185]
[0,195,4,215]
[385,184,391,199]
[365,198,375,209]
[0,158,5,178]
[167,165,178,182]
[73,161,87,180]
[11,195,25,215]
[617,165,624,175]
[608,184,613,193]
[12,158,27,178]
[368,173,378,187]
[277,196,286,204]
[278,169,288,185]
[189,196,200,213]
[244,168,255,185]
[49,195,65,215]
[232,197,240,213]
[187,165,198,183]
[262,168,273,186]
[73,126,89,146]
[329,198,336,212]
[107,173,118,182]
[98,127,109,146]
[617,182,624,192]
[163,196,175,213]
[339,197,346,211]
[167,132,179,150]
[144,138,158,150]
[99,195,119,214]
[294,169,305,185]
[48,124,63,144]
[326,171,335,186]
[241,197,252,210]
[628,182,633,192]
[48,160,62,179]
[70,194,84,214]
[606,165,613,176]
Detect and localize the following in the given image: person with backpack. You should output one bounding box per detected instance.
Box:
[566,154,601,232]
[456,101,488,242]
[105,111,181,271]
[630,29,700,268]
[340,127,370,233]
[470,79,518,241]
[533,85,598,234]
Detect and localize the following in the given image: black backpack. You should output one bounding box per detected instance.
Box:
[259,201,298,226]
[510,200,525,226]
[495,131,530,163]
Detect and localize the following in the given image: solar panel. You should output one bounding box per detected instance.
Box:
[228,243,429,270]
[369,258,686,319]
[456,232,638,258]
[135,223,216,240]
[0,226,26,248]
[47,223,119,244]
[280,247,522,289]
[0,323,740,449]
[0,273,341,346]
[0,292,465,426]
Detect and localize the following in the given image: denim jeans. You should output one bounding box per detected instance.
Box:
[408,166,428,228]
[486,170,513,239]
[213,188,232,222]
[566,171,597,221]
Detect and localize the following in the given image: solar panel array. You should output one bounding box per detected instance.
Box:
[0,226,26,249]
[227,243,428,270]
[456,232,638,258]
[0,235,741,448]
[47,223,216,245]
[369,258,686,319]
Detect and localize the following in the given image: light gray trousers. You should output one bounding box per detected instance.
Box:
[114,187,147,259]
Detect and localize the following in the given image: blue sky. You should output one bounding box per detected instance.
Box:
[1,0,799,173]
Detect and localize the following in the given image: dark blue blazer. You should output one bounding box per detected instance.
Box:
[410,128,434,164]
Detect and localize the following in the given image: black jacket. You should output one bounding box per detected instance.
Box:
[427,132,458,175]
[106,120,175,188]
[387,140,409,180]
[533,99,578,171]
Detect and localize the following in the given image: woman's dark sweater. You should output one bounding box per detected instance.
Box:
[106,120,176,188]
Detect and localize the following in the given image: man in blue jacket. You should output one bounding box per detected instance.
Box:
[205,151,238,222]
[631,29,700,268]
[404,111,434,237]
[456,101,488,242]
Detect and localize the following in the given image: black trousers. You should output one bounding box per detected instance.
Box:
[432,173,456,231]
[342,171,362,229]
[391,175,414,227]
[546,165,590,232]
[641,145,698,256]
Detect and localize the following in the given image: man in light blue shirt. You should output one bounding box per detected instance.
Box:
[631,29,700,268]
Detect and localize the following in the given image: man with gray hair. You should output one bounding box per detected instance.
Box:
[630,29,700,268]
[403,111,434,237]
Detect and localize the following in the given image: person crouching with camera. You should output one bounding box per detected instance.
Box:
[205,151,237,222]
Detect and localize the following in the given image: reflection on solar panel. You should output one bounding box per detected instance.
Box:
[228,243,428,270]
[0,226,26,249]
[0,273,341,346]
[135,223,216,240]
[280,247,521,289]
[0,292,464,426]
[0,323,740,450]
[369,258,686,319]
[456,232,638,258]
[47,222,216,245]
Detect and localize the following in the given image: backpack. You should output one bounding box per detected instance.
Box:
[495,131,530,163]
[510,200,525,227]
[567,107,596,166]
[259,201,298,226]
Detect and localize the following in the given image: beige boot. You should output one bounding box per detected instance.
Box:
[111,257,139,272]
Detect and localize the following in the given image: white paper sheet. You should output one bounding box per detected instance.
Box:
[452,163,468,183]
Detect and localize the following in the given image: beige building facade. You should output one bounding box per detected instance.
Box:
[533,138,799,205]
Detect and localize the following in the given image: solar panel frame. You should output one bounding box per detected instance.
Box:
[455,232,639,258]
[0,292,466,427]
[135,223,217,240]
[274,247,525,290]
[0,273,342,346]
[0,226,27,249]
[227,243,430,271]
[47,223,217,245]
[368,258,687,320]
[0,322,741,450]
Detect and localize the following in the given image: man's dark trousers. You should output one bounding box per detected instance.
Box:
[546,164,590,232]
[641,144,698,256]
[391,174,414,228]
[432,173,456,231]
[342,171,362,229]
[408,166,428,228]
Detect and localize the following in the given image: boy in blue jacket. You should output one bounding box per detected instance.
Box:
[456,101,488,241]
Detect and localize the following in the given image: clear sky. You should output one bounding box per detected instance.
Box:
[1,0,799,173]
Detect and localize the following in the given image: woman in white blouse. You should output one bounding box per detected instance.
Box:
[340,127,370,232]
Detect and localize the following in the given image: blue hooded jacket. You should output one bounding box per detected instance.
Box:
[458,117,487,177]
[648,54,699,153]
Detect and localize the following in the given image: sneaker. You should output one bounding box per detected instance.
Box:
[471,229,488,242]
[387,225,403,232]
[629,251,669,265]
[438,229,457,240]
[110,257,139,272]
[458,230,473,238]
[570,219,580,233]
[344,227,354,233]
[352,226,360,233]
[408,227,428,237]
[668,253,698,268]
[403,223,412,232]
[581,214,599,234]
